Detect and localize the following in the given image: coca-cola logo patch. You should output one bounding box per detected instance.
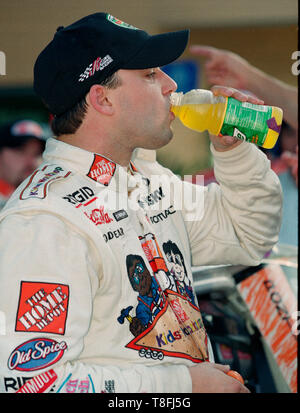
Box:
[87,154,116,186]
[84,206,113,226]
[15,282,69,335]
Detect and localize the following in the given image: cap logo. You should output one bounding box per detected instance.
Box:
[106,14,139,30]
[78,55,113,82]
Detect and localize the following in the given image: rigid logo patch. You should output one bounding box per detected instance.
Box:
[62,186,95,207]
[8,338,67,371]
[87,154,116,186]
[15,281,69,335]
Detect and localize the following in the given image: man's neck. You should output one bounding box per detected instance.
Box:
[57,132,133,167]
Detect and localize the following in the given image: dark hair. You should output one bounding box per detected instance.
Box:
[162,240,187,275]
[51,72,121,136]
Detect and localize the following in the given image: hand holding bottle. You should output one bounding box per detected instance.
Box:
[209,86,264,152]
[171,85,282,151]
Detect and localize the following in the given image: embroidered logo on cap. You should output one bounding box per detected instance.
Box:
[78,55,113,82]
[87,154,116,186]
[106,14,139,30]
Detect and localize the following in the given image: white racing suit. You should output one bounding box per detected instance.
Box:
[0,138,282,393]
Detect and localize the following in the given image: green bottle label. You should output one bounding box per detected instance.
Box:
[220,98,272,146]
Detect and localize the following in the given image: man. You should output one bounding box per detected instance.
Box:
[0,13,282,393]
[0,119,45,209]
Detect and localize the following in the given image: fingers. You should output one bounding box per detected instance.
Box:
[189,45,217,58]
[189,363,251,393]
[209,362,230,373]
[211,85,264,105]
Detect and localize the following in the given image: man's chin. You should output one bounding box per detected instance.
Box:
[152,130,174,149]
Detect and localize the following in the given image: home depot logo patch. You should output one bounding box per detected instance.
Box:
[87,154,116,186]
[15,282,69,335]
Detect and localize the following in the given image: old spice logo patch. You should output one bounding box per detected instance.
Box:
[15,282,69,335]
[8,338,67,371]
[87,154,116,186]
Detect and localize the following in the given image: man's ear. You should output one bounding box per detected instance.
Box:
[87,84,114,115]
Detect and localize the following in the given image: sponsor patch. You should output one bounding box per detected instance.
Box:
[15,282,69,335]
[138,186,165,208]
[16,369,57,393]
[62,186,95,207]
[8,338,67,371]
[84,206,114,226]
[3,376,33,393]
[103,227,124,243]
[106,14,139,30]
[87,154,116,186]
[78,55,113,82]
[57,374,95,393]
[113,209,128,222]
[20,165,71,200]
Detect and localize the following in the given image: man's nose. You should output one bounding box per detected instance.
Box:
[161,71,177,95]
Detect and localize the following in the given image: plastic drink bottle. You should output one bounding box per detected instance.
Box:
[170,89,283,149]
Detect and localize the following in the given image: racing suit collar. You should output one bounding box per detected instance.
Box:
[42,137,149,193]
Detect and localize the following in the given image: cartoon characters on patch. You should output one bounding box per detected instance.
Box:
[124,254,166,337]
[118,238,208,363]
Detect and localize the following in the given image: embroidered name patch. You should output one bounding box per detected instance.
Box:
[19,165,71,200]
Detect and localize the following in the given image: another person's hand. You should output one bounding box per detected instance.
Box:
[190,45,298,131]
[209,85,264,152]
[189,45,253,89]
[189,362,250,393]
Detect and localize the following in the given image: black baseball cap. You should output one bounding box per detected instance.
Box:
[34,12,189,116]
[0,120,46,149]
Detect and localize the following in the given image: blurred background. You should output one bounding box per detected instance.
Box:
[0,0,298,175]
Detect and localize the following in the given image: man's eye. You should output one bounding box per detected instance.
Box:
[147,71,156,79]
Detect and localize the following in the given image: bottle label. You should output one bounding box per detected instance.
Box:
[219,98,273,146]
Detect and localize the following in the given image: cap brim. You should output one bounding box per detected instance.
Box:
[122,29,189,69]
